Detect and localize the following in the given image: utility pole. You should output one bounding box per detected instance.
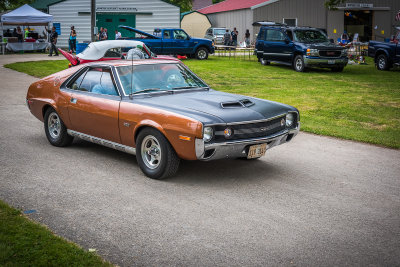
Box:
[91,0,95,42]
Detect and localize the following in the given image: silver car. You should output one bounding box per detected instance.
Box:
[204,27,227,45]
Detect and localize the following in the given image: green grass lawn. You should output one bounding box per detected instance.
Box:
[0,200,113,266]
[5,56,400,148]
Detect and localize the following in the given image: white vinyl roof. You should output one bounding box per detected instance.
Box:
[77,40,145,60]
[1,4,53,25]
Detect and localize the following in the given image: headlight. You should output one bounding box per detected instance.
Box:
[341,49,348,56]
[203,126,214,142]
[286,113,294,127]
[306,48,319,57]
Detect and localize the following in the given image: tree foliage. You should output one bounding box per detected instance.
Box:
[324,0,346,10]
[0,0,33,12]
[164,0,192,12]
[212,0,224,3]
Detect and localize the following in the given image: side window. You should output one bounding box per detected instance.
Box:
[67,69,87,91]
[79,69,103,92]
[258,28,265,40]
[91,69,119,96]
[286,30,293,41]
[104,48,122,58]
[173,30,188,40]
[163,30,171,39]
[266,29,286,42]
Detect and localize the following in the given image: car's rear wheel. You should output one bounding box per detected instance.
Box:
[260,58,270,65]
[136,128,180,179]
[376,54,389,70]
[44,107,73,147]
[293,55,305,72]
[195,47,208,60]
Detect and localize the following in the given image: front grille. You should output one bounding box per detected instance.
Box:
[213,116,287,142]
[319,50,341,57]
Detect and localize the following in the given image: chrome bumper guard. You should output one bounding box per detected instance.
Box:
[304,56,348,67]
[195,123,300,161]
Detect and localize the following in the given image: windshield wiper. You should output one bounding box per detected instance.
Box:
[133,88,169,94]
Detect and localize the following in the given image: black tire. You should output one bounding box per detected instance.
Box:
[331,66,344,72]
[293,55,305,72]
[44,107,73,147]
[260,58,270,65]
[376,54,389,70]
[195,47,208,60]
[136,128,180,179]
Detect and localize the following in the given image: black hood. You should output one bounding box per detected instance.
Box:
[128,89,296,125]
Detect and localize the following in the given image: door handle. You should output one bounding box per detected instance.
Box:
[70,97,77,104]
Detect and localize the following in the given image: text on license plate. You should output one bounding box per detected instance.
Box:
[247,143,268,159]
[328,60,335,64]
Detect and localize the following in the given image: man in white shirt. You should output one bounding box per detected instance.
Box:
[115,30,122,40]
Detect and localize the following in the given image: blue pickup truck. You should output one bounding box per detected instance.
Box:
[119,26,214,60]
[368,29,400,70]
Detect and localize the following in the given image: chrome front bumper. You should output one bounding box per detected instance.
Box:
[304,56,348,67]
[195,123,300,161]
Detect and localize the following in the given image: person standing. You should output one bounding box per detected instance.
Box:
[97,27,103,41]
[223,29,231,46]
[115,30,122,40]
[16,27,23,42]
[102,28,108,40]
[69,26,77,53]
[231,27,238,46]
[245,29,250,47]
[46,26,59,56]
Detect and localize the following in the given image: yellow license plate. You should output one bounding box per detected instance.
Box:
[247,143,267,159]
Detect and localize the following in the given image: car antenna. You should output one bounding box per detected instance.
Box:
[129,48,134,99]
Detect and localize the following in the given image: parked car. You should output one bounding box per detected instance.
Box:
[58,40,178,67]
[119,25,215,60]
[368,28,400,70]
[26,59,300,179]
[254,22,348,72]
[204,27,227,45]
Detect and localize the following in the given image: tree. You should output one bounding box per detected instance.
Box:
[212,0,224,3]
[164,0,192,12]
[0,0,33,12]
[324,0,346,10]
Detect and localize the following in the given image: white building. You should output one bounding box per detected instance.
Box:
[46,0,180,47]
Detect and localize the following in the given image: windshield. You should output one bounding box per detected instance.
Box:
[214,29,226,35]
[116,63,208,95]
[293,30,328,43]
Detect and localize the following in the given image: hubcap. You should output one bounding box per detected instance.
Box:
[198,49,206,59]
[296,59,303,70]
[378,57,385,69]
[48,112,61,139]
[141,135,162,169]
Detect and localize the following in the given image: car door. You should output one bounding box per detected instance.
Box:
[66,66,121,143]
[255,28,266,60]
[265,29,292,62]
[172,29,193,54]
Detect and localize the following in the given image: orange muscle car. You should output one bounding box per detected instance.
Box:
[27,59,300,179]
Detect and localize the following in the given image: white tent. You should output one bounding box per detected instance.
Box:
[1,4,53,26]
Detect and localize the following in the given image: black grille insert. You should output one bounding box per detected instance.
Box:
[319,50,341,57]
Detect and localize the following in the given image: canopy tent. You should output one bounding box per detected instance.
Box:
[1,4,53,26]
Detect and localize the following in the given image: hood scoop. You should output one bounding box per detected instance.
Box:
[221,99,255,109]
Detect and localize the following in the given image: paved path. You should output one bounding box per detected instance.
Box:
[1,54,399,266]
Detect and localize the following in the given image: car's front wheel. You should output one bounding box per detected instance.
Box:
[293,55,306,72]
[376,54,389,70]
[44,107,73,147]
[136,128,180,179]
[195,47,209,60]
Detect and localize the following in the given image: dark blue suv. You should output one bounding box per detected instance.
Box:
[254,22,348,72]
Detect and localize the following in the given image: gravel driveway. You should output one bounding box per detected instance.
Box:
[1,54,399,266]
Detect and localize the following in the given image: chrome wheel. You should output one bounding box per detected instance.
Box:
[196,48,208,60]
[378,56,386,70]
[141,135,162,170]
[47,112,61,139]
[295,58,303,70]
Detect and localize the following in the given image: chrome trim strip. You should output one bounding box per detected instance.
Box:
[205,113,287,127]
[263,53,292,56]
[67,129,136,155]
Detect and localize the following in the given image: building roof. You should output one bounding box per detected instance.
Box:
[180,10,211,24]
[198,0,272,14]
